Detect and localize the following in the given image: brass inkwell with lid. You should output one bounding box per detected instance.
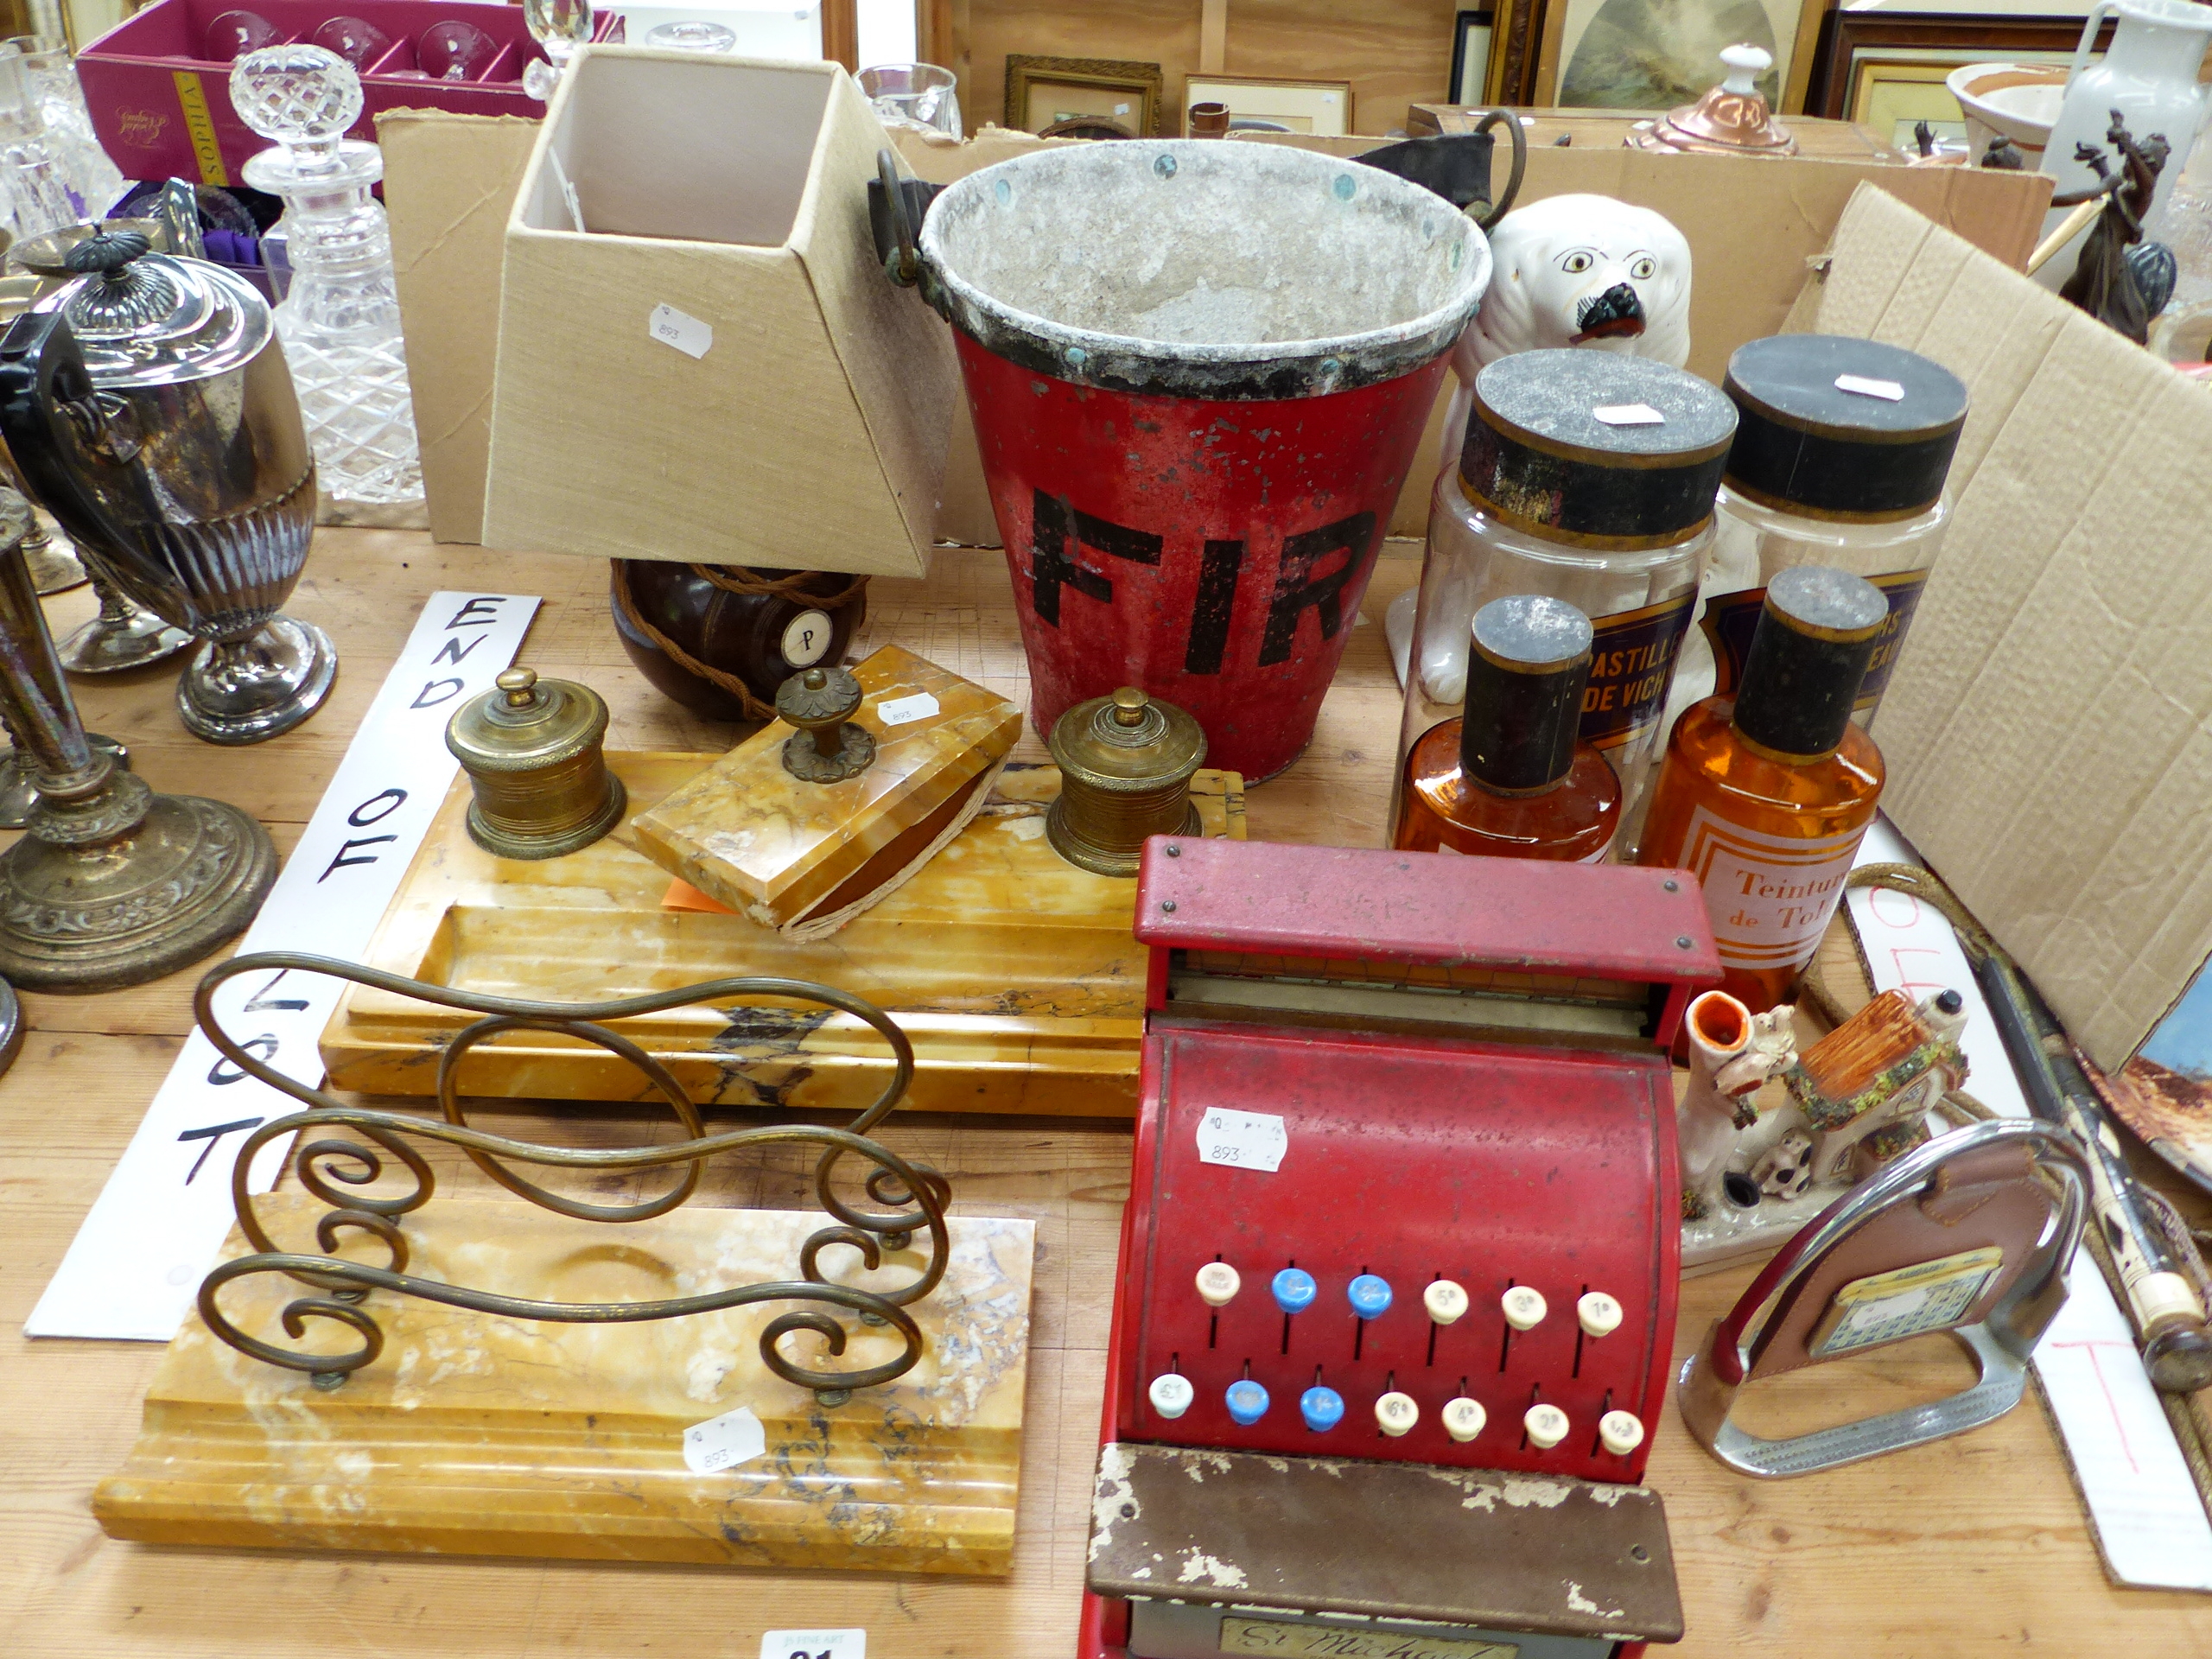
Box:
[445,666,626,859]
[1047,687,1205,877]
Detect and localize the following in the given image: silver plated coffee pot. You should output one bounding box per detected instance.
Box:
[0,228,336,743]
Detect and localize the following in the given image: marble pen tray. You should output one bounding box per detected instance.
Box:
[320,753,1245,1116]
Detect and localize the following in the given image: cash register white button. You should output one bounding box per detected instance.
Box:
[1599,1409,1645,1455]
[1149,1374,1194,1419]
[1524,1404,1570,1449]
[1376,1391,1419,1436]
[1578,1291,1623,1338]
[1196,1262,1242,1307]
[1442,1397,1486,1442]
[1424,1280,1469,1325]
[1502,1287,1548,1331]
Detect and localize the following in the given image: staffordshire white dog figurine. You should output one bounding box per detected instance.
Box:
[1389,196,1695,694]
[1440,194,1694,474]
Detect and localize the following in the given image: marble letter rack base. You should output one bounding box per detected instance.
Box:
[95,1193,1036,1572]
[320,753,1246,1115]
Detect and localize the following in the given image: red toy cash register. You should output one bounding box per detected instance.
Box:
[1081,838,1720,1659]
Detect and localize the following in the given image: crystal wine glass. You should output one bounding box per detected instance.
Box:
[310,16,391,71]
[644,19,736,52]
[416,19,493,81]
[203,10,278,60]
[522,0,593,102]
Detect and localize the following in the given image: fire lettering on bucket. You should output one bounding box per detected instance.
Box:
[1030,492,1163,626]
[1259,513,1376,667]
[1028,493,1379,675]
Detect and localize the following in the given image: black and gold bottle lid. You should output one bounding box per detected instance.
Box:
[1461,595,1594,794]
[1459,349,1737,550]
[445,666,626,859]
[1732,567,1887,762]
[1722,334,1967,522]
[1046,687,1206,877]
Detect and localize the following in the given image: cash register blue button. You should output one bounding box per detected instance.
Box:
[1300,1386,1344,1432]
[1272,1268,1318,1313]
[1348,1274,1392,1318]
[1226,1380,1270,1424]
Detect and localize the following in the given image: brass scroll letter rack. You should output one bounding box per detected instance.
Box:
[188,952,950,1406]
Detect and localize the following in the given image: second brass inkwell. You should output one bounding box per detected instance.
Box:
[1047,688,1205,877]
[446,666,626,860]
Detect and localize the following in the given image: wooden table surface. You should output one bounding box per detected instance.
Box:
[7,531,2212,1659]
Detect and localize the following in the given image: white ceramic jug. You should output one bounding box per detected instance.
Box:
[2035,0,2212,291]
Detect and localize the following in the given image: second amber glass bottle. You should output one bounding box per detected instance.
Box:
[1396,595,1620,861]
[1637,566,1887,1013]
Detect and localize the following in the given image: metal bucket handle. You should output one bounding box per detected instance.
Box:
[872,149,944,290]
[1351,110,1527,232]
[1470,109,1528,231]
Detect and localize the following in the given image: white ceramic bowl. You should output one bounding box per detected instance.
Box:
[1947,61,2069,164]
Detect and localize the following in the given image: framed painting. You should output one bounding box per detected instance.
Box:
[1532,0,1827,114]
[1004,55,1164,139]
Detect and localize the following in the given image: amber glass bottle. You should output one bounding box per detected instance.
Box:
[1396,595,1620,861]
[1638,567,1886,1013]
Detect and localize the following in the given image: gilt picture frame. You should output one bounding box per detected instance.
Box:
[1005,54,1164,139]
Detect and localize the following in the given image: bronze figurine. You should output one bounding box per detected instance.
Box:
[2053,111,2175,345]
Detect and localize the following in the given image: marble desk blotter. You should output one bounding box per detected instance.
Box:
[632,645,1023,935]
[96,1192,1036,1573]
[320,754,1246,1114]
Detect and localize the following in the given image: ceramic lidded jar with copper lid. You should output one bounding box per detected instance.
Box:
[1628,43,1798,157]
[445,666,627,860]
[1047,687,1206,876]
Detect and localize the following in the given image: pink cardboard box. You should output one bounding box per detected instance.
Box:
[78,0,622,188]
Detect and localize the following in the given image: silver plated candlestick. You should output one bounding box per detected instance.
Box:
[0,486,273,989]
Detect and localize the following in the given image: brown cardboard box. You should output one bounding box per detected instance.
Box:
[385,118,2048,550]
[477,48,960,575]
[1802,183,2212,1074]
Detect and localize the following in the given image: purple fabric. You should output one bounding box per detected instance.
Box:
[202,228,258,266]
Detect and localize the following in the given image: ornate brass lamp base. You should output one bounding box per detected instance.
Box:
[0,495,274,991]
[0,780,276,991]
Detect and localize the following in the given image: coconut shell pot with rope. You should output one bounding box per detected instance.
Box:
[609,561,869,724]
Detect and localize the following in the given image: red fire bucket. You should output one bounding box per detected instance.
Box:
[915,142,1492,780]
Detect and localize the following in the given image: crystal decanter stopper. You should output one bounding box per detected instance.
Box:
[523,0,593,102]
[230,43,423,508]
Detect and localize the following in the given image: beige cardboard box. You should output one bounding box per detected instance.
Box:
[380,109,541,547]
[387,119,2046,550]
[477,48,959,575]
[1802,183,2212,1075]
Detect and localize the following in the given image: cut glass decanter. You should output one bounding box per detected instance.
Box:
[9,37,124,219]
[0,44,79,244]
[230,43,423,508]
